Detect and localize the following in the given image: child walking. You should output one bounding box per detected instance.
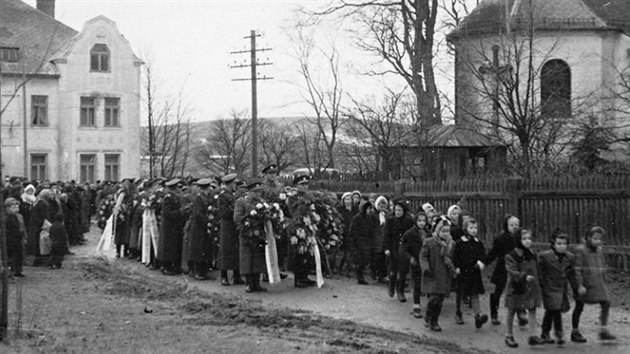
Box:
[537,230,578,345]
[420,216,454,331]
[570,226,616,342]
[49,213,68,269]
[452,218,489,328]
[401,212,428,318]
[504,229,546,347]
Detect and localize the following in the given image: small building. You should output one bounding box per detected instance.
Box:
[0,0,142,182]
[389,125,507,180]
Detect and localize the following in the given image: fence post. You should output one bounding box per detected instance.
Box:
[506,176,523,216]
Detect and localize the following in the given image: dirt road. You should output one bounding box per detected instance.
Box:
[2,227,628,353]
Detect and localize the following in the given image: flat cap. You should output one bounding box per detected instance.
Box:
[222,173,238,184]
[261,164,278,175]
[247,179,264,190]
[292,175,310,186]
[196,178,213,187]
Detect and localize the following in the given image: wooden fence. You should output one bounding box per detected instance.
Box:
[310,175,630,270]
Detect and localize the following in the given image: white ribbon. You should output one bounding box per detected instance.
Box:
[311,236,324,288]
[264,221,281,284]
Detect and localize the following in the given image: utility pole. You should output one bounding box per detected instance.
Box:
[0,60,8,341]
[229,30,272,178]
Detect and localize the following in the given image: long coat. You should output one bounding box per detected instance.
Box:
[574,244,610,303]
[188,192,213,264]
[337,205,357,251]
[157,191,184,263]
[114,192,132,246]
[538,249,579,311]
[384,213,415,258]
[420,237,453,295]
[28,199,50,256]
[400,226,425,263]
[485,231,515,284]
[505,250,542,310]
[452,236,486,295]
[129,199,144,251]
[234,196,266,275]
[217,190,239,270]
[348,201,374,267]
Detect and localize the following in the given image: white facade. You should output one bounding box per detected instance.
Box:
[0,15,142,182]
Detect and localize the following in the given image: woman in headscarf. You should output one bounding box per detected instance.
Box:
[349,200,374,284]
[384,199,414,302]
[336,192,357,275]
[370,196,389,283]
[28,189,52,265]
[20,184,36,228]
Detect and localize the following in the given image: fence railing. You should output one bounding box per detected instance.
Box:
[309,175,630,270]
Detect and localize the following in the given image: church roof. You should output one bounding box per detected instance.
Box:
[0,0,78,76]
[448,0,630,40]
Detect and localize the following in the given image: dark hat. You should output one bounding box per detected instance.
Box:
[121,177,135,184]
[261,164,278,175]
[210,180,219,189]
[247,179,264,190]
[236,179,247,189]
[222,173,238,184]
[196,178,213,187]
[292,175,310,186]
[165,178,181,187]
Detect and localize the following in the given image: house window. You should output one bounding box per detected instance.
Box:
[104,98,120,127]
[80,154,96,183]
[90,44,109,72]
[541,59,571,118]
[30,154,47,180]
[80,97,96,126]
[104,154,120,181]
[31,95,48,126]
[0,47,19,62]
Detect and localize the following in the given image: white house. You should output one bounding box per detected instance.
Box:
[448,0,630,143]
[0,0,142,182]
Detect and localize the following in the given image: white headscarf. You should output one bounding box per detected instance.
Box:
[21,184,37,205]
[375,196,388,225]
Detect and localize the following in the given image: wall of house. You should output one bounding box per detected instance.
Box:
[54,16,141,181]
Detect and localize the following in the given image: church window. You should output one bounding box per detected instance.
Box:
[541,59,571,118]
[90,44,110,72]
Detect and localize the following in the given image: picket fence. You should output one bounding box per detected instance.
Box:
[310,175,630,270]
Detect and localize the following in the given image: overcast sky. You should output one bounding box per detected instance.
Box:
[25,0,457,123]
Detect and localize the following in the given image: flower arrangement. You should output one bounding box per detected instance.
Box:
[206,193,221,244]
[240,202,269,247]
[287,192,343,254]
[97,194,115,230]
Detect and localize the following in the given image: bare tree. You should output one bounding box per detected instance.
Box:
[312,0,442,127]
[344,88,417,177]
[291,24,345,169]
[195,110,252,176]
[258,120,300,174]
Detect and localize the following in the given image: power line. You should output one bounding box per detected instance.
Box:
[229,30,273,178]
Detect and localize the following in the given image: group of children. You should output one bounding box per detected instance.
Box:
[345,197,618,348]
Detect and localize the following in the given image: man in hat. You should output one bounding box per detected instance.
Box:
[287,174,317,287]
[157,178,188,275]
[187,178,214,280]
[233,179,268,292]
[217,173,244,285]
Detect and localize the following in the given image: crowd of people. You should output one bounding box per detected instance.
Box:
[4,166,618,348]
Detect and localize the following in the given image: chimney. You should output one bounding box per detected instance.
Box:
[36,0,55,18]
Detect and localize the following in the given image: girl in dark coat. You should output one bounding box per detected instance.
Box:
[48,213,68,269]
[452,218,489,328]
[537,230,579,344]
[504,229,545,347]
[400,212,428,318]
[349,200,374,284]
[6,198,27,277]
[384,200,414,302]
[485,215,522,325]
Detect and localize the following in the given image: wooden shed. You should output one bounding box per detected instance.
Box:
[389,125,507,181]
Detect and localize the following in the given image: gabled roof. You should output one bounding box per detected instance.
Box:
[448,0,630,40]
[0,0,78,76]
[399,124,504,148]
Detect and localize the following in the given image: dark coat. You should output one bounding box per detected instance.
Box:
[370,210,387,253]
[337,205,357,250]
[505,249,541,310]
[157,191,184,263]
[400,226,425,264]
[6,213,26,260]
[574,244,609,303]
[49,221,68,254]
[348,201,374,267]
[485,231,516,284]
[452,236,486,296]
[188,192,213,264]
[538,249,579,311]
[114,192,132,246]
[129,199,144,250]
[234,196,266,275]
[28,199,50,256]
[384,213,414,258]
[217,190,239,270]
[421,236,453,295]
